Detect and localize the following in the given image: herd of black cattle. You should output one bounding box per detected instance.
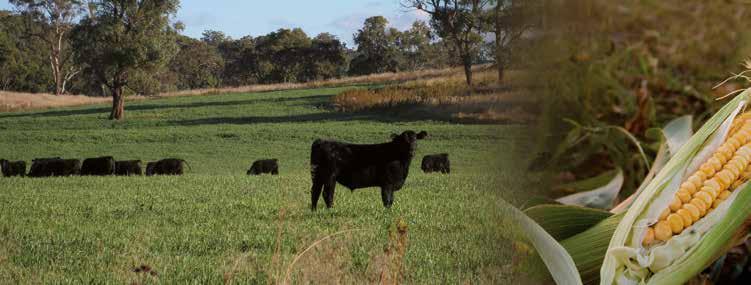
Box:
[0,157,189,177]
[0,130,450,209]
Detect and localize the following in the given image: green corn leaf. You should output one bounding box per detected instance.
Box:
[562,214,624,285]
[524,204,613,241]
[556,169,624,210]
[500,199,583,285]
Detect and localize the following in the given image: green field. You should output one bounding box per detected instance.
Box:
[0,87,535,283]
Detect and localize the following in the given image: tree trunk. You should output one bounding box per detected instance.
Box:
[495,1,503,82]
[110,86,125,120]
[497,63,505,82]
[462,54,473,87]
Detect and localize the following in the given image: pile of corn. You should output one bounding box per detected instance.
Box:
[643,111,751,246]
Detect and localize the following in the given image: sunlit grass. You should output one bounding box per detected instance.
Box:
[0,86,534,283]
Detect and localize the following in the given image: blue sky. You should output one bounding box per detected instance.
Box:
[0,0,429,47]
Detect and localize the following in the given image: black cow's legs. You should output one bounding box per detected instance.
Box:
[381,189,394,208]
[323,177,336,208]
[311,180,323,211]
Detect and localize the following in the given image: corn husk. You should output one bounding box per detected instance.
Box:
[601,90,751,285]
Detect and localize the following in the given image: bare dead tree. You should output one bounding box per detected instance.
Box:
[11,0,84,95]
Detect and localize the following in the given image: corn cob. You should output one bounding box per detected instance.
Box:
[602,94,751,285]
[642,115,751,245]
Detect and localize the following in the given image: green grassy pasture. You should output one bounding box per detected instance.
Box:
[0,87,536,283]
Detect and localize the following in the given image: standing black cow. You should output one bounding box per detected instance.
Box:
[310,130,428,210]
[115,160,143,176]
[421,153,450,174]
[28,158,80,177]
[146,158,189,176]
[247,159,279,175]
[81,156,116,176]
[0,159,26,177]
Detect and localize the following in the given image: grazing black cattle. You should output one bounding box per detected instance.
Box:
[310,130,428,210]
[146,158,189,176]
[247,159,279,175]
[28,158,80,177]
[0,159,26,177]
[115,160,143,176]
[28,157,61,177]
[81,156,116,176]
[421,153,450,174]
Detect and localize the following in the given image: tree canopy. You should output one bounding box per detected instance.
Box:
[70,0,180,120]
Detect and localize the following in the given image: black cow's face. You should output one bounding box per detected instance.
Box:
[146,162,156,176]
[391,130,428,155]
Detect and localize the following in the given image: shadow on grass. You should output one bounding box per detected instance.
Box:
[167,104,508,126]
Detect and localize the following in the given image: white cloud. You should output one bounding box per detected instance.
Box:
[391,9,430,30]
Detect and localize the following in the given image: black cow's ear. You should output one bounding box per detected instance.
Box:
[417,131,428,139]
[391,133,398,139]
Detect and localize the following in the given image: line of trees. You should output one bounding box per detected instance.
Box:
[0,0,537,120]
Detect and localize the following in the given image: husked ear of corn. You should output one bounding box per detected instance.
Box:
[601,92,751,285]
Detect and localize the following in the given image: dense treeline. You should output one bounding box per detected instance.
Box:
[0,0,536,120]
[0,11,459,96]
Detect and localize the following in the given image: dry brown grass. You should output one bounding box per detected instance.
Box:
[332,69,537,124]
[0,91,111,112]
[0,65,493,113]
[157,65,492,98]
[278,219,412,285]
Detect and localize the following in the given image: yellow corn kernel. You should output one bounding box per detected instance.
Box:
[732,156,750,170]
[719,190,731,200]
[715,170,735,188]
[712,198,723,209]
[699,185,719,199]
[715,150,731,164]
[676,189,691,203]
[701,179,721,197]
[669,196,682,212]
[690,198,708,216]
[643,227,655,246]
[706,157,723,171]
[694,192,713,208]
[667,214,684,234]
[726,162,742,177]
[727,136,743,149]
[682,203,701,222]
[736,128,751,143]
[716,145,735,161]
[676,208,693,227]
[680,181,697,195]
[654,221,673,241]
[687,174,703,189]
[699,163,717,177]
[695,170,709,181]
